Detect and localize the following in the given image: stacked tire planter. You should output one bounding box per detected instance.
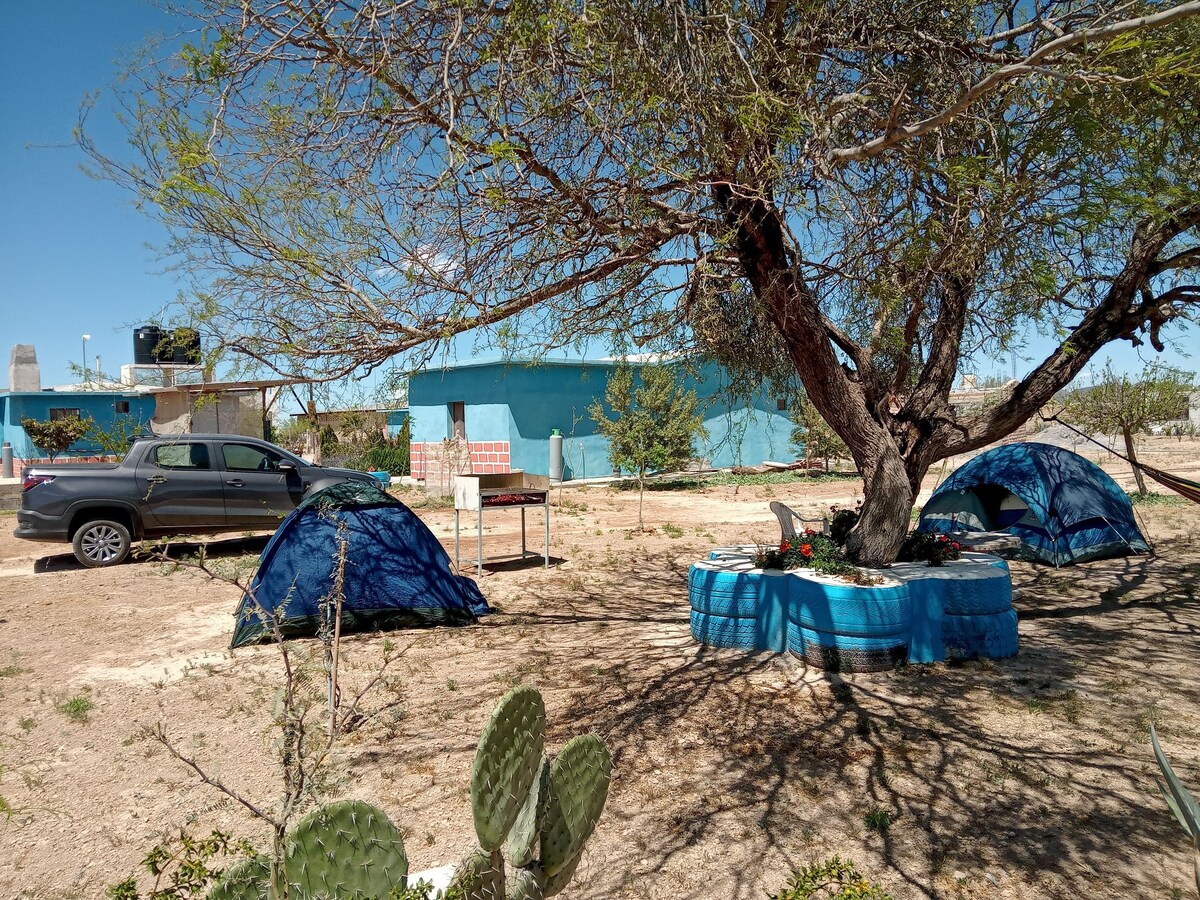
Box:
[689,548,1018,671]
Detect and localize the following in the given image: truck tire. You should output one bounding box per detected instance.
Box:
[72,519,132,568]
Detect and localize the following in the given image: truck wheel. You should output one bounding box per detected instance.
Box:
[72,520,132,568]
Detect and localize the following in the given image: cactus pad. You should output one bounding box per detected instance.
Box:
[540,849,582,898]
[449,847,506,900]
[504,865,544,900]
[471,686,546,851]
[282,799,408,897]
[206,854,270,900]
[507,755,550,867]
[539,734,611,877]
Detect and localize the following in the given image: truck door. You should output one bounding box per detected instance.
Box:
[136,440,227,528]
[219,441,304,528]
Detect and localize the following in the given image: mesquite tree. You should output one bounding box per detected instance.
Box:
[87,0,1200,563]
[1061,363,1195,493]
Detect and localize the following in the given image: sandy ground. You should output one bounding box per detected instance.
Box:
[1,437,1199,900]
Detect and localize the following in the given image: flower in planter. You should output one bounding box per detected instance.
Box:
[800,543,813,558]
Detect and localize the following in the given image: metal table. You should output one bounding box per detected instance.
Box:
[454,488,550,574]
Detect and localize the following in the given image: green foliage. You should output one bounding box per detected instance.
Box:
[83,415,148,460]
[1150,724,1200,897]
[752,533,879,584]
[21,415,89,461]
[1061,363,1195,436]
[58,695,94,723]
[768,857,894,899]
[591,364,704,480]
[107,830,256,899]
[791,400,849,471]
[897,532,964,567]
[1130,492,1189,507]
[863,807,895,832]
[590,363,705,528]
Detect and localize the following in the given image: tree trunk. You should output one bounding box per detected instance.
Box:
[637,468,646,531]
[1123,428,1148,494]
[843,440,916,567]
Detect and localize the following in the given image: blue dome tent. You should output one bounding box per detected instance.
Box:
[918,442,1149,567]
[231,482,489,648]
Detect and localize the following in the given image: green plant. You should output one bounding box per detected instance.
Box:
[897,531,964,567]
[1151,724,1200,896]
[769,857,894,899]
[107,830,256,900]
[589,362,705,531]
[58,695,94,723]
[18,716,35,733]
[21,415,90,461]
[83,414,149,460]
[863,807,895,832]
[662,522,684,538]
[752,533,880,585]
[206,685,611,899]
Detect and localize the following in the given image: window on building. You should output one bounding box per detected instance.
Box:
[49,408,81,421]
[776,398,787,411]
[113,400,130,414]
[449,401,466,439]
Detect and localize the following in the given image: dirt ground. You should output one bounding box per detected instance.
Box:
[1,437,1199,900]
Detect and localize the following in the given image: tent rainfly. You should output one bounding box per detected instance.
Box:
[918,442,1149,567]
[231,481,489,648]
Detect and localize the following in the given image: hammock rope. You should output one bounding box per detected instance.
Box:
[1040,414,1200,505]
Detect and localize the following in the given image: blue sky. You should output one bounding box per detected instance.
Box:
[0,2,1194,397]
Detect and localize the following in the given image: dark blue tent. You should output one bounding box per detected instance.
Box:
[232,482,488,647]
[918,442,1149,566]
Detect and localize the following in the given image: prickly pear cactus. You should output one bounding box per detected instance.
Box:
[540,850,582,898]
[282,800,408,898]
[449,847,506,900]
[504,865,544,900]
[470,685,546,852]
[207,854,270,900]
[539,734,611,878]
[507,756,550,868]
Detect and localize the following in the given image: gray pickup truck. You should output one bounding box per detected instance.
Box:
[15,434,376,567]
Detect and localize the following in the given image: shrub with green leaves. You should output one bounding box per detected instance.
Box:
[769,857,894,900]
[897,531,964,567]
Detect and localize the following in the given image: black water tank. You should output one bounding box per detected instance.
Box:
[171,327,202,364]
[133,326,164,365]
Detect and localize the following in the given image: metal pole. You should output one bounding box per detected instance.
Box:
[2,442,13,479]
[544,494,549,568]
[478,505,483,575]
[454,508,460,569]
[521,506,527,558]
[81,334,90,387]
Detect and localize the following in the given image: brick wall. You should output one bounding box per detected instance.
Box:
[411,440,511,480]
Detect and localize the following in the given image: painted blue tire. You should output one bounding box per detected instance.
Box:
[939,577,1013,617]
[788,584,911,637]
[786,621,909,672]
[943,609,1019,660]
[690,588,761,618]
[689,610,760,650]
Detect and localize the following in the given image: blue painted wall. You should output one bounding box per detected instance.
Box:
[408,360,795,480]
[0,391,156,461]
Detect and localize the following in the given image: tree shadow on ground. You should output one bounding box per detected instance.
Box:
[464,545,1200,899]
[32,534,272,573]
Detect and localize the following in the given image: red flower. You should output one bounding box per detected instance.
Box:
[951,542,960,551]
[780,541,792,552]
[800,544,813,557]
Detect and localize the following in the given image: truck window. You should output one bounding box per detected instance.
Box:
[223,443,284,472]
[155,443,210,469]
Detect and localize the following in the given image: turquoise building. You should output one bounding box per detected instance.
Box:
[0,389,157,464]
[407,359,795,481]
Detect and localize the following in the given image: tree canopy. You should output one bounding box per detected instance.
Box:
[89,0,1200,562]
[1060,362,1195,492]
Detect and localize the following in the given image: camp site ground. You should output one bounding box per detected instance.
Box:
[0,436,1198,899]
